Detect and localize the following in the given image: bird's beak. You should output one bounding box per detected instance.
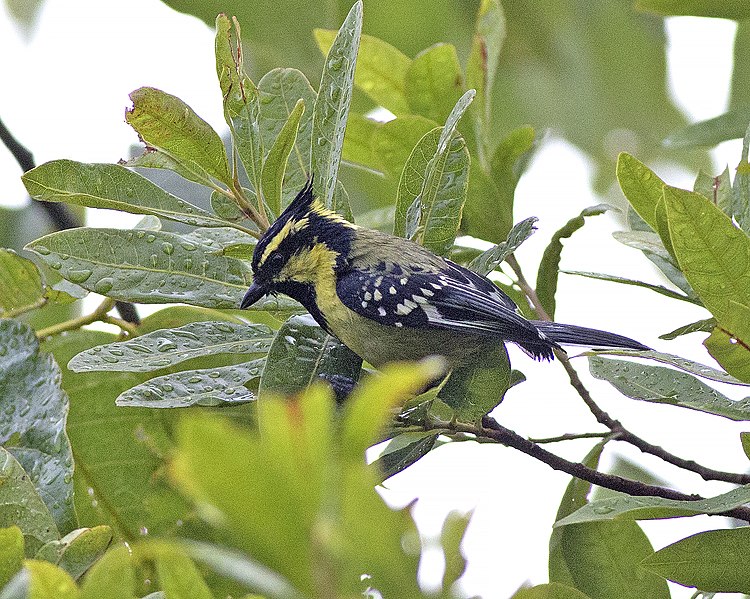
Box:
[240,281,268,309]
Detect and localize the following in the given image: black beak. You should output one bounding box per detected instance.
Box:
[240,282,268,309]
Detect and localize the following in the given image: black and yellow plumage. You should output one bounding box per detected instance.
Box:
[240,180,648,367]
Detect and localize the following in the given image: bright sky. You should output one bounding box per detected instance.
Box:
[0,3,745,598]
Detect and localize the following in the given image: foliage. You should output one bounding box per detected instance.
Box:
[2,1,750,598]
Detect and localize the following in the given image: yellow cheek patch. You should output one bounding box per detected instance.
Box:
[260,216,310,264]
[280,243,339,284]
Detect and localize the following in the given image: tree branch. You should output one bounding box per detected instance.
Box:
[508,253,750,486]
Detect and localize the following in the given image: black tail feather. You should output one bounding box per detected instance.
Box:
[531,321,649,352]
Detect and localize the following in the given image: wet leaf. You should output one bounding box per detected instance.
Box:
[314,30,412,116]
[704,326,750,384]
[512,583,592,599]
[26,228,252,309]
[536,205,611,319]
[468,216,537,276]
[562,271,700,305]
[555,485,750,526]
[371,115,437,179]
[34,526,112,581]
[69,321,273,373]
[659,317,716,340]
[311,1,362,211]
[0,450,58,557]
[259,314,361,396]
[126,87,231,187]
[78,544,135,599]
[258,68,316,209]
[589,356,750,420]
[0,320,75,535]
[0,249,44,316]
[372,432,439,482]
[261,99,305,217]
[116,359,264,408]
[22,161,226,229]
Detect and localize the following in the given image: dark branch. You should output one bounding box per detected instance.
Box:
[508,252,750,486]
[0,116,140,326]
[473,416,750,523]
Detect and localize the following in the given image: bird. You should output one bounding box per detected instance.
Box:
[240,178,649,369]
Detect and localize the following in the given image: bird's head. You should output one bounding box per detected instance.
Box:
[240,178,355,311]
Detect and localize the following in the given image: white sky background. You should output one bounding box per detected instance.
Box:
[0,3,747,598]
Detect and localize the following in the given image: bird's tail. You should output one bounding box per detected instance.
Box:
[532,321,649,352]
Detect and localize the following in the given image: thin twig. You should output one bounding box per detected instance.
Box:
[509,253,750,485]
[529,431,610,444]
[102,314,139,337]
[36,297,116,339]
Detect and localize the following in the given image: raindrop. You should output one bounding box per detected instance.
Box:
[139,526,149,536]
[109,348,124,356]
[208,371,221,379]
[136,231,146,239]
[592,504,614,515]
[328,56,343,70]
[162,383,174,392]
[156,338,177,352]
[150,254,158,267]
[50,261,62,270]
[161,242,174,255]
[68,269,92,283]
[94,277,114,294]
[34,246,51,255]
[146,234,156,243]
[188,376,202,383]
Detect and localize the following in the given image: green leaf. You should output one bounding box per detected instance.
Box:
[665,109,750,149]
[405,43,464,125]
[259,314,361,396]
[371,115,436,179]
[43,331,195,543]
[0,249,45,316]
[580,348,748,387]
[22,161,227,229]
[589,356,750,420]
[35,526,112,581]
[115,359,264,408]
[258,68,316,209]
[562,271,699,305]
[742,432,750,460]
[69,321,273,373]
[616,153,664,232]
[125,87,231,187]
[437,343,511,421]
[26,228,252,309]
[0,527,23,589]
[340,112,381,171]
[371,432,439,482]
[663,185,750,343]
[311,1,362,210]
[659,317,716,340]
[79,544,135,599]
[0,450,58,557]
[341,359,445,462]
[183,541,302,599]
[463,126,535,244]
[636,0,750,19]
[733,123,750,234]
[556,485,750,526]
[0,319,75,535]
[694,167,734,217]
[512,583,592,599]
[14,560,80,599]
[468,217,537,276]
[215,14,264,197]
[440,511,470,590]
[182,226,257,251]
[314,30,412,116]
[466,0,506,149]
[261,99,305,217]
[135,542,213,599]
[641,527,750,593]
[535,205,611,318]
[704,326,750,384]
[210,190,245,223]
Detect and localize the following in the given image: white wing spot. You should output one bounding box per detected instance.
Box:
[431,283,442,289]
[373,289,382,301]
[364,291,372,301]
[400,277,408,285]
[395,322,403,328]
[412,295,428,304]
[396,303,413,315]
[374,276,383,287]
[361,301,368,308]
[389,286,397,295]
[421,288,434,297]
[404,299,418,309]
[378,307,386,316]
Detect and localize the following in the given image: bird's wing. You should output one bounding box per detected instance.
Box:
[336,259,546,343]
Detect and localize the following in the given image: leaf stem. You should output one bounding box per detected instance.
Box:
[528,431,610,444]
[102,314,139,337]
[3,296,48,319]
[36,297,117,339]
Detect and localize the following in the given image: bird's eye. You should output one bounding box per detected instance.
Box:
[268,252,285,271]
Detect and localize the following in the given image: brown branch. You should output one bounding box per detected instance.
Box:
[508,252,750,486]
[466,416,750,523]
[529,431,610,444]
